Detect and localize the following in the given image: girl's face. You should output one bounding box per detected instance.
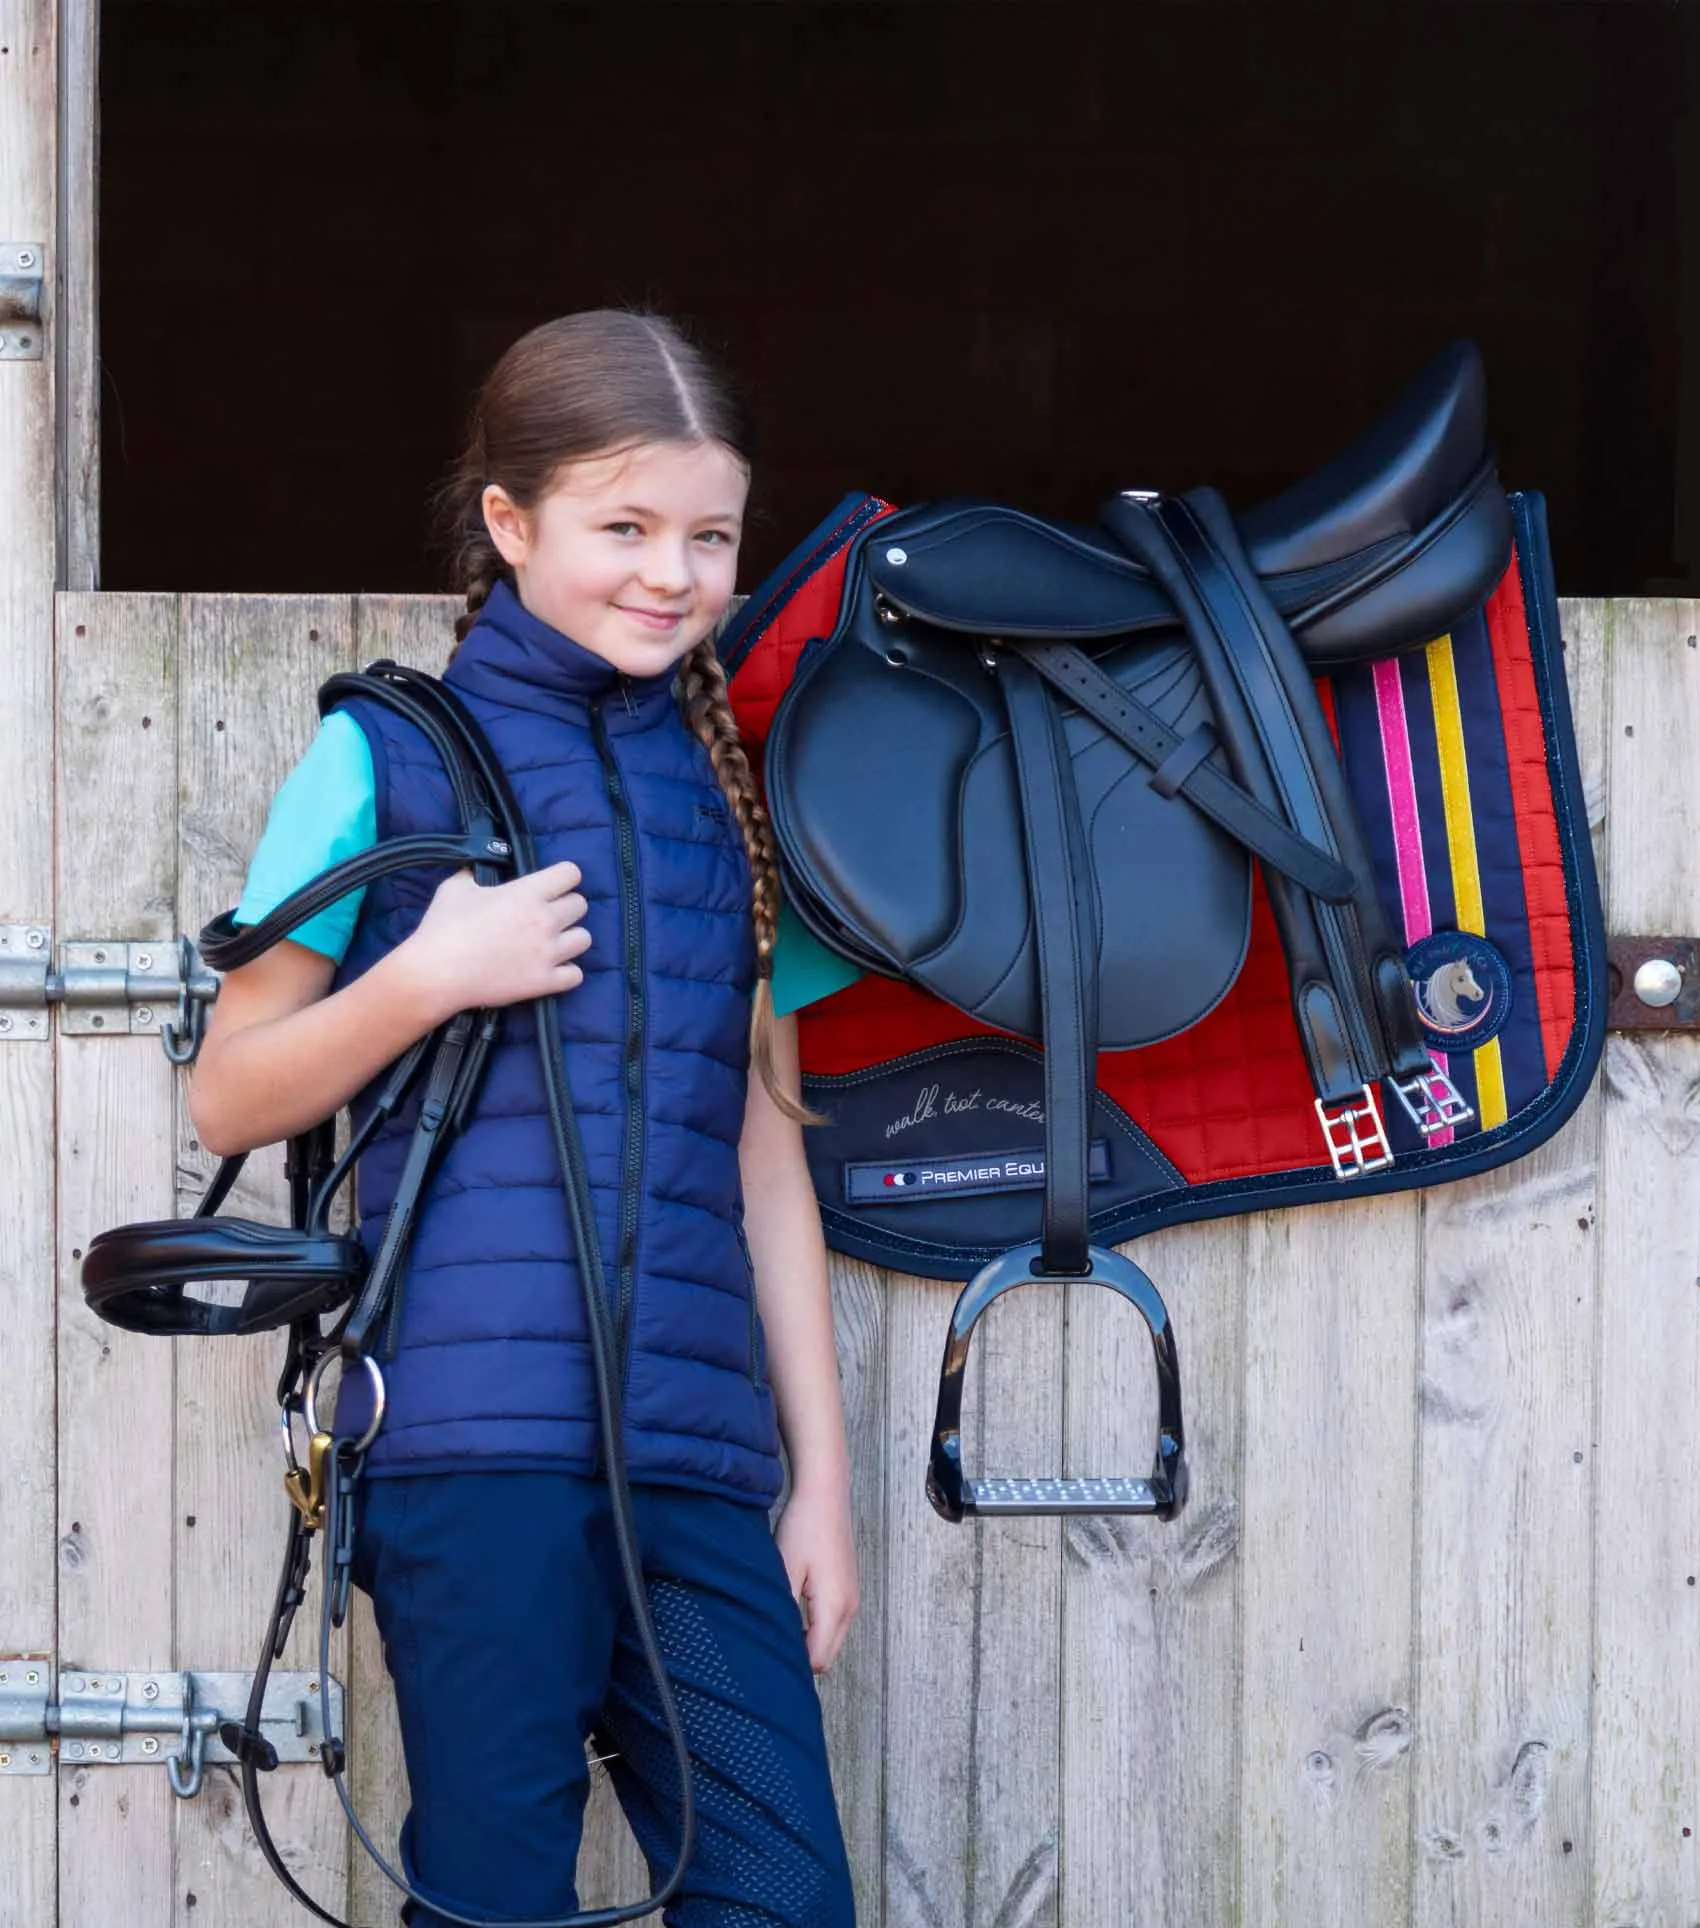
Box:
[483,439,748,678]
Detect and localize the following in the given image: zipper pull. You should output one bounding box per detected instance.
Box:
[619,675,636,718]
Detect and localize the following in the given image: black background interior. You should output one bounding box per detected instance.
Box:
[99,3,1693,597]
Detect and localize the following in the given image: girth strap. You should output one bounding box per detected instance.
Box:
[998,653,1100,1275]
[1102,489,1431,1108]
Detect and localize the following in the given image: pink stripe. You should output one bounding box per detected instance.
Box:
[1372,659,1453,1145]
[1373,659,1432,943]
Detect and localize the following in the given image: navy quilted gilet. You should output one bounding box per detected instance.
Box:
[330,581,781,1506]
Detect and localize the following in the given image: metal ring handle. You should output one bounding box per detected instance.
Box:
[278,1402,304,1477]
[304,1352,386,1454]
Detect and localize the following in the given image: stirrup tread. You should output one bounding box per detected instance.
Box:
[965,1474,1170,1516]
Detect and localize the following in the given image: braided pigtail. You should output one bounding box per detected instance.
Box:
[439,416,515,650]
[678,637,823,1127]
[453,530,509,646]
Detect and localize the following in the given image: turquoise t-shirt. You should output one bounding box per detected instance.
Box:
[234,714,862,1017]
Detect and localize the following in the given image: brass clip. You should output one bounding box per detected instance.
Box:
[283,1430,334,1532]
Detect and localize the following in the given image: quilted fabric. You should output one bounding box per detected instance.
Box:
[332,581,781,1504]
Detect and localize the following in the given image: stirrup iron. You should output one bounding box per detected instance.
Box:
[927,1242,1187,1522]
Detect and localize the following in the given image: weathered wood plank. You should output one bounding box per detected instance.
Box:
[1590,599,1700,1928]
[0,3,61,1921]
[55,0,97,589]
[53,593,178,1925]
[970,1267,1062,1928]
[174,597,355,1926]
[882,1267,1060,1928]
[1239,1195,1421,1928]
[816,1252,886,1928]
[1406,600,1608,1926]
[1062,1217,1246,1928]
[883,1271,976,1928]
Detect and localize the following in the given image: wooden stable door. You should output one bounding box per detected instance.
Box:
[7,587,1700,1928]
[6,593,652,1927]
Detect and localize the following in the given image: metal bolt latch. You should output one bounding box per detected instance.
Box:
[0,1662,342,1794]
[0,243,45,361]
[0,928,220,1057]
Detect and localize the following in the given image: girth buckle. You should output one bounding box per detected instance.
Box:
[1388,1058,1475,1137]
[1315,1086,1395,1179]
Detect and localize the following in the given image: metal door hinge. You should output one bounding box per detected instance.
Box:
[0,244,44,360]
[1607,936,1698,1031]
[0,929,219,1059]
[0,1658,343,1798]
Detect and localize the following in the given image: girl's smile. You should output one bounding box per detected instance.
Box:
[483,439,748,678]
[615,602,689,632]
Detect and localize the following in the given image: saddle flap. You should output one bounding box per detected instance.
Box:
[769,607,1253,1049]
[867,502,1170,641]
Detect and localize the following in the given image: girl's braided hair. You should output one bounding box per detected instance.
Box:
[439,309,815,1124]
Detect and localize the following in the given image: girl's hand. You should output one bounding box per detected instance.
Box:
[400,861,592,1021]
[775,1478,860,1675]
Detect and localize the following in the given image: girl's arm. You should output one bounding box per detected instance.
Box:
[739,1013,859,1672]
[189,863,591,1155]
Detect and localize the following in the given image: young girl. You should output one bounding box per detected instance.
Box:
[189,311,860,1927]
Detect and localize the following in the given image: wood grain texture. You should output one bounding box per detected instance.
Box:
[1238,1194,1421,1928]
[54,0,96,590]
[0,5,60,1922]
[54,593,179,1925]
[879,1267,1063,1928]
[816,1252,887,1928]
[174,597,356,1926]
[1062,1217,1246,1928]
[1590,601,1700,1928]
[883,1271,976,1928]
[969,1266,1062,1928]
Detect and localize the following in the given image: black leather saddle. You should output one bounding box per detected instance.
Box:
[764,343,1515,1520]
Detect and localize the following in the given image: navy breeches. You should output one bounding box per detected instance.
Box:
[352,1471,856,1928]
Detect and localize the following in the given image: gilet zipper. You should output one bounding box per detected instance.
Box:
[592,689,646,1400]
[734,1216,763,1386]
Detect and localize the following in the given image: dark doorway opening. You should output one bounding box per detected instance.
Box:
[100,2,1692,596]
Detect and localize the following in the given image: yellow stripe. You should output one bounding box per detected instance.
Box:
[1424,638,1507,1129]
[1474,1037,1508,1130]
[1425,638,1485,931]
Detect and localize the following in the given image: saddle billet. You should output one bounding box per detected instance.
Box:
[722,345,1605,1521]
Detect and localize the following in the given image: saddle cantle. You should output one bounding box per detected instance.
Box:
[845,339,1511,665]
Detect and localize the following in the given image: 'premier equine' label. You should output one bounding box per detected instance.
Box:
[843,1143,1112,1207]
